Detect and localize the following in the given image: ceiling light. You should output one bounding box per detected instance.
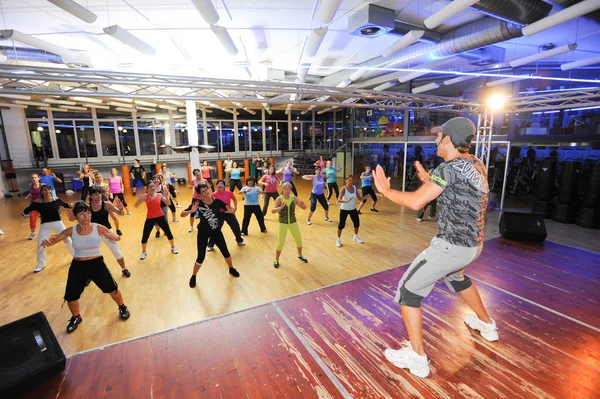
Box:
[0,53,7,63]
[0,103,28,109]
[82,103,109,109]
[398,69,431,83]
[561,55,600,71]
[210,25,238,56]
[486,76,530,87]
[349,69,367,81]
[159,105,178,111]
[41,98,76,105]
[47,0,97,24]
[509,44,577,68]
[487,94,506,111]
[70,96,103,104]
[382,30,425,59]
[191,0,220,24]
[522,0,600,37]
[443,75,480,86]
[306,27,328,57]
[135,106,157,112]
[116,108,133,113]
[0,29,76,59]
[58,105,88,111]
[165,99,185,106]
[424,0,479,29]
[298,64,310,80]
[112,98,133,103]
[134,100,157,107]
[103,25,156,56]
[373,81,397,91]
[318,0,342,25]
[55,129,61,133]
[13,100,49,107]
[412,82,440,94]
[0,94,31,100]
[336,79,351,88]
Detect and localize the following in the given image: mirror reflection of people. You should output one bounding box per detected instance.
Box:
[40,168,62,199]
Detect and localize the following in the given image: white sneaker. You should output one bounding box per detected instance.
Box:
[384,341,430,378]
[0,228,3,235]
[325,217,332,222]
[306,220,312,225]
[172,217,179,222]
[336,238,342,248]
[171,247,179,254]
[33,264,45,273]
[353,235,364,244]
[139,251,147,260]
[417,218,422,222]
[237,241,246,246]
[207,246,214,252]
[188,226,194,233]
[29,232,36,240]
[464,315,499,341]
[176,204,182,208]
[127,211,132,215]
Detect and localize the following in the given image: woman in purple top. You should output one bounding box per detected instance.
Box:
[302,167,332,225]
[276,160,300,196]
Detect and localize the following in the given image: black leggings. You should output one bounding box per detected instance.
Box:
[242,205,266,234]
[111,193,127,207]
[327,182,339,201]
[310,193,329,212]
[81,185,89,201]
[168,200,176,214]
[230,179,242,192]
[142,216,173,243]
[197,229,230,264]
[262,191,279,216]
[206,179,215,192]
[338,209,360,230]
[208,213,243,245]
[362,186,377,203]
[168,184,177,199]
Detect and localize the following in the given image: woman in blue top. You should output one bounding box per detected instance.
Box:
[302,167,332,225]
[324,160,341,204]
[358,165,379,214]
[225,161,245,192]
[240,177,267,235]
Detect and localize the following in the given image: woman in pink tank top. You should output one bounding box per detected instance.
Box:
[109,168,131,215]
[25,173,42,240]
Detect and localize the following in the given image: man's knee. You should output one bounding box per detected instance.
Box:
[397,285,424,308]
[446,275,472,292]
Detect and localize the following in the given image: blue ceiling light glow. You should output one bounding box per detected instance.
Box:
[519,86,600,94]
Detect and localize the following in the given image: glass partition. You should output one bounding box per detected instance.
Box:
[99,122,118,156]
[266,124,275,151]
[292,122,302,150]
[28,121,54,161]
[250,122,263,153]
[54,121,78,159]
[238,121,250,154]
[74,120,97,158]
[136,121,156,156]
[116,122,136,156]
[221,121,235,152]
[206,121,220,153]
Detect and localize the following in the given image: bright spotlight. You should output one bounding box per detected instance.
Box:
[487,94,506,111]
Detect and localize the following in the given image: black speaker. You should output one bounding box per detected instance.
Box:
[557,161,581,204]
[0,312,66,396]
[536,159,557,201]
[576,206,600,229]
[531,200,553,218]
[552,202,576,224]
[499,212,547,242]
[584,163,600,207]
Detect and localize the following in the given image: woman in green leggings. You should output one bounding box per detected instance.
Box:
[271,182,308,268]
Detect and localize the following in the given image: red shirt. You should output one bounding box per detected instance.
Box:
[146,194,164,219]
[261,174,279,193]
[211,190,235,209]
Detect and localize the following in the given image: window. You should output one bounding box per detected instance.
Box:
[174,123,189,147]
[277,121,289,151]
[155,122,170,155]
[75,121,97,158]
[28,121,54,160]
[221,121,235,152]
[99,122,118,156]
[117,122,136,156]
[250,122,263,152]
[238,121,250,153]
[292,122,302,150]
[137,120,156,156]
[54,121,78,159]
[265,124,275,151]
[206,121,220,153]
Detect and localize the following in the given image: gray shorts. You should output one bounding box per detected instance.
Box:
[395,237,483,308]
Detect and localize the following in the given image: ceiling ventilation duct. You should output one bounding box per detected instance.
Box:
[469,0,552,25]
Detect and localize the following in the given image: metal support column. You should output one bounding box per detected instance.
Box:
[475,110,494,170]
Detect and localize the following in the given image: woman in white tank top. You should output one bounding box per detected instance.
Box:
[336,175,365,247]
[41,201,131,334]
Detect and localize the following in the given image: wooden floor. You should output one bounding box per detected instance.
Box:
[12,237,600,399]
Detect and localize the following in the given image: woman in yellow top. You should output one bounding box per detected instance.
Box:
[271,182,308,269]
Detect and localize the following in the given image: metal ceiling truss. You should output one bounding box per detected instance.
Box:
[507,88,600,113]
[0,65,481,113]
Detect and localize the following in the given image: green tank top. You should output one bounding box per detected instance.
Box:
[278,194,296,224]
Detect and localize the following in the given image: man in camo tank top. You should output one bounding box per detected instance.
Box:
[372,117,498,378]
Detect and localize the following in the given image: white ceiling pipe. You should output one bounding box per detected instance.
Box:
[41,98,75,105]
[336,79,351,88]
[0,94,31,100]
[412,82,440,94]
[115,108,134,113]
[318,0,342,25]
[398,69,431,83]
[134,100,158,107]
[0,103,28,109]
[47,0,97,23]
[103,25,156,56]
[382,30,425,59]
[165,99,185,106]
[70,96,103,104]
[443,75,480,85]
[373,81,397,91]
[108,101,134,108]
[135,106,156,112]
[486,76,530,87]
[561,55,600,71]
[523,0,600,37]
[349,69,368,81]
[0,29,76,59]
[210,25,238,56]
[306,27,328,57]
[424,0,480,29]
[13,100,49,107]
[159,104,178,111]
[191,0,220,25]
[58,105,88,111]
[509,43,577,68]
[82,103,110,109]
[298,64,310,80]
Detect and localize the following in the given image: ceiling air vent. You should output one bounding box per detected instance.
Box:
[348,4,395,38]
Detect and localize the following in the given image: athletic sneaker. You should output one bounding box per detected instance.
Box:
[370,208,379,212]
[384,341,430,378]
[298,256,308,263]
[172,217,179,222]
[237,241,246,246]
[241,232,248,236]
[274,260,280,269]
[139,251,147,260]
[207,246,214,252]
[119,305,130,320]
[155,231,160,238]
[353,235,364,244]
[176,204,182,208]
[127,211,132,215]
[261,229,267,233]
[0,228,3,235]
[116,229,123,236]
[325,217,332,222]
[464,315,499,341]
[229,267,240,277]
[357,210,361,215]
[33,264,45,273]
[188,226,194,233]
[336,238,342,248]
[417,218,423,222]
[306,220,312,225]
[122,268,131,278]
[28,232,36,240]
[189,275,197,288]
[66,315,82,333]
[171,247,179,254]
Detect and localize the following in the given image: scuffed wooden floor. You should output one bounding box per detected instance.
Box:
[15,238,600,398]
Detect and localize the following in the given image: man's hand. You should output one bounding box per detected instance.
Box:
[414,161,431,184]
[372,165,391,194]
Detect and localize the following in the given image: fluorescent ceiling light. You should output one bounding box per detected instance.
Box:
[318,0,342,25]
[13,100,49,107]
[424,0,479,29]
[349,69,367,81]
[509,44,577,68]
[82,103,109,109]
[135,106,156,112]
[134,100,157,107]
[0,103,28,109]
[373,81,397,91]
[47,0,97,24]
[0,29,76,59]
[112,98,132,103]
[336,79,351,88]
[0,93,31,100]
[297,64,310,80]
[486,76,530,87]
[306,27,328,57]
[103,25,156,56]
[108,101,133,108]
[443,75,480,86]
[191,0,220,24]
[159,105,178,111]
[41,98,75,105]
[0,52,7,63]
[210,25,238,56]
[398,69,431,83]
[165,99,185,106]
[569,105,600,111]
[412,82,440,94]
[70,96,103,104]
[561,55,600,71]
[290,93,297,101]
[523,0,600,37]
[382,30,425,59]
[115,108,134,112]
[58,105,88,111]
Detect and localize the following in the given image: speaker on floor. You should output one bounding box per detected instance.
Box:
[499,211,547,242]
[552,202,576,224]
[576,206,600,229]
[531,200,553,218]
[0,312,66,396]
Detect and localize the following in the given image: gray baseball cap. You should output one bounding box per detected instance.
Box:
[431,117,476,148]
